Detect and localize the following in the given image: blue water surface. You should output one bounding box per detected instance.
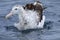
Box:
[0,0,60,40]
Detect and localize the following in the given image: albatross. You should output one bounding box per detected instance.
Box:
[5,1,45,30]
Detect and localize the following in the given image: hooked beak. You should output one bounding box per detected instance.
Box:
[5,11,13,19]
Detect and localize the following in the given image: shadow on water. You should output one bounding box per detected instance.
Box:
[5,25,42,33]
[4,20,53,34]
[43,21,53,30]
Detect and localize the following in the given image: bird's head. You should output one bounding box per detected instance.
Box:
[5,5,24,19]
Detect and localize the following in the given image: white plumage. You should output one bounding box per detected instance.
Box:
[5,5,45,30]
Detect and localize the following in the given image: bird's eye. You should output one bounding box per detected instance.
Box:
[15,8,17,10]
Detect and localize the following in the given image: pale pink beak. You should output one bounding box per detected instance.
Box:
[5,11,13,19]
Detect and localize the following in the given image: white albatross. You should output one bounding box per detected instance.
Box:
[5,5,45,30]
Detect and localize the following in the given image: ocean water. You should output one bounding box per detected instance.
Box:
[0,0,60,40]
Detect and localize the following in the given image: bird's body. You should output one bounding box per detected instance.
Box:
[5,1,45,30]
[14,9,41,30]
